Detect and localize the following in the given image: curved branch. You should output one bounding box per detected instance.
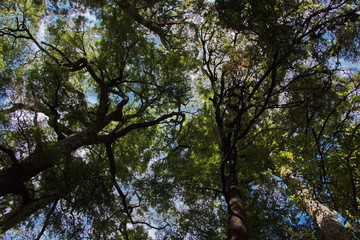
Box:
[41,41,72,64]
[0,195,59,234]
[110,112,185,140]
[0,145,18,165]
[105,142,130,215]
[104,90,129,123]
[105,142,169,231]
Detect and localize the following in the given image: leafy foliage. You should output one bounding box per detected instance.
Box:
[0,0,359,239]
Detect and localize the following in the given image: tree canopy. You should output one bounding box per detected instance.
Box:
[0,0,359,239]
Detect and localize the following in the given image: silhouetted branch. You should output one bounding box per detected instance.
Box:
[0,145,18,165]
[35,200,58,240]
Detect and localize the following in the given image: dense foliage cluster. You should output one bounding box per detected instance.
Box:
[0,0,359,239]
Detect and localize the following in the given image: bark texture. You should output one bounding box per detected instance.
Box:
[221,149,248,240]
[280,167,354,240]
[225,173,248,240]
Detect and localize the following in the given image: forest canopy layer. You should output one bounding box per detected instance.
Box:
[0,0,359,239]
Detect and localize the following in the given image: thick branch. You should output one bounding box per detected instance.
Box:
[0,195,59,234]
[0,110,184,201]
[104,90,129,123]
[0,131,96,198]
[0,145,18,165]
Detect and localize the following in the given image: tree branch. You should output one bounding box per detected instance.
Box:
[35,200,58,240]
[105,142,169,231]
[116,0,170,48]
[110,112,185,140]
[0,145,18,165]
[0,195,59,234]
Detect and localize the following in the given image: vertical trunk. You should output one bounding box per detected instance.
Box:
[222,150,248,240]
[214,95,248,239]
[280,167,354,240]
[225,172,248,240]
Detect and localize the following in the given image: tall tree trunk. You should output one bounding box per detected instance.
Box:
[225,171,248,240]
[221,150,248,240]
[215,96,248,239]
[280,167,354,240]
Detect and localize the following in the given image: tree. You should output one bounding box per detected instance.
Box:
[279,167,353,240]
[0,0,194,238]
[0,0,359,239]
[271,71,360,239]
[202,0,358,238]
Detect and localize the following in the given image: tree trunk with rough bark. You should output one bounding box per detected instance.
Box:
[280,167,354,240]
[221,148,248,240]
[225,172,248,240]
